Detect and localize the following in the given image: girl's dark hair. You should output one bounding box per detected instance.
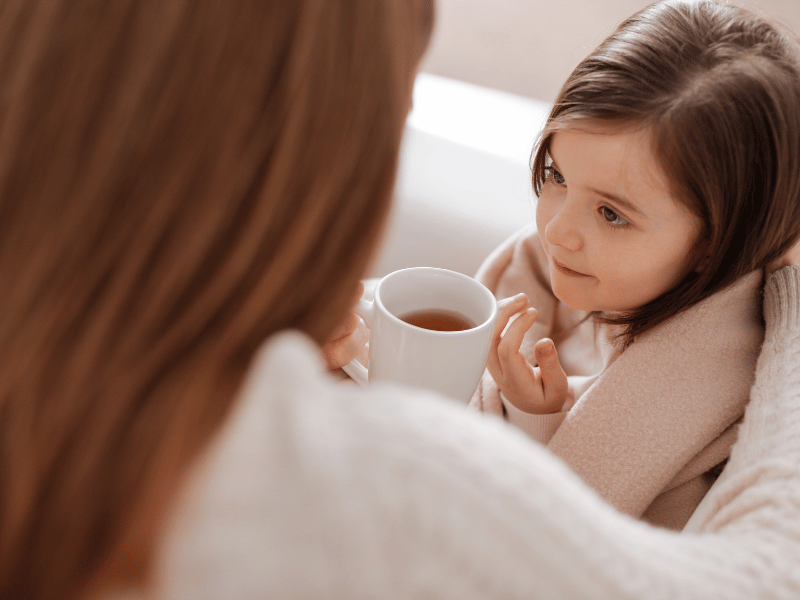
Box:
[532,0,800,343]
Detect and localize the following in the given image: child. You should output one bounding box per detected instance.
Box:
[468,0,800,530]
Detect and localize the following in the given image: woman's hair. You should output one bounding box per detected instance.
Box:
[0,1,432,598]
[532,0,800,343]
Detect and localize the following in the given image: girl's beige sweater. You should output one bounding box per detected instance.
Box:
[468,224,764,529]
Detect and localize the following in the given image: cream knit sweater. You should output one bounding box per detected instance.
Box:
[136,266,800,599]
[468,224,764,530]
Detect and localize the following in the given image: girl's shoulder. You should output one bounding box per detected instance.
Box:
[637,270,764,352]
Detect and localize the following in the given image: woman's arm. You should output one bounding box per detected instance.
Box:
[156,267,800,600]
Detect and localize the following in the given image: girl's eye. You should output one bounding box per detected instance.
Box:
[545,166,566,186]
[601,206,629,227]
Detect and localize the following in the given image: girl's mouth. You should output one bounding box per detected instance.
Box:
[552,258,591,278]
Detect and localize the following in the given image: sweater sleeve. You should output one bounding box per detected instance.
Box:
[501,391,567,444]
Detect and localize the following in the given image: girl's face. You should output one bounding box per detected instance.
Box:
[536,126,704,313]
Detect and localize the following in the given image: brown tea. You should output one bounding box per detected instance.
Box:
[399,308,475,332]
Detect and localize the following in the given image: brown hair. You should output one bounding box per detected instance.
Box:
[0,0,433,598]
[532,0,800,343]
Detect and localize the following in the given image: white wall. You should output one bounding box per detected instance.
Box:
[367,75,550,278]
[421,0,800,103]
[370,0,800,279]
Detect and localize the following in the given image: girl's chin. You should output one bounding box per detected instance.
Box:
[551,289,595,313]
[555,289,638,314]
[551,276,636,313]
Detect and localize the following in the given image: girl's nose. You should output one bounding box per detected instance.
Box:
[544,200,583,252]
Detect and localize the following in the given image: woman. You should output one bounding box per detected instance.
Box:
[0,0,430,597]
[0,0,798,599]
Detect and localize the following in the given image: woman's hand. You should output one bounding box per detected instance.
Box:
[322,282,369,370]
[487,293,568,414]
[766,238,800,275]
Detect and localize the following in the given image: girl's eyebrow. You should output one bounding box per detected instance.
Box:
[549,148,646,219]
[588,186,646,218]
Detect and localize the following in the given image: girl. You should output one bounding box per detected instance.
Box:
[468,0,800,530]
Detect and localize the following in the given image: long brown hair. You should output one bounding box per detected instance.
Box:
[532,0,800,343]
[0,1,433,598]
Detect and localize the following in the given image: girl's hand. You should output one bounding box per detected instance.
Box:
[487,294,568,414]
[322,282,369,370]
[766,238,800,275]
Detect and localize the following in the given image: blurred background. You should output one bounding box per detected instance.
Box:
[420,0,800,103]
[370,0,800,278]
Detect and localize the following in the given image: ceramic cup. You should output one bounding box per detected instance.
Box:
[342,267,497,402]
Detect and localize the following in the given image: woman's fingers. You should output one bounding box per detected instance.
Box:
[352,280,365,302]
[323,315,369,370]
[487,294,530,379]
[327,310,361,344]
[534,338,568,412]
[326,280,367,342]
[323,279,369,370]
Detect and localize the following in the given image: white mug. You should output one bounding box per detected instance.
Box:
[343,267,497,402]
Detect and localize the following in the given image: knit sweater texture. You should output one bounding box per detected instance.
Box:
[129,266,800,599]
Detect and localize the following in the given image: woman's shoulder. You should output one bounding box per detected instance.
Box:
[152,329,614,599]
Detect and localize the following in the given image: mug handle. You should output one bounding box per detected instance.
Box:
[341,296,373,388]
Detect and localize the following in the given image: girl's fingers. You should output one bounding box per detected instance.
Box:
[487,294,530,378]
[496,308,538,381]
[534,338,568,411]
[492,294,530,341]
[497,308,537,364]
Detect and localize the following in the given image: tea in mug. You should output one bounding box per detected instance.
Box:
[400,309,475,332]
